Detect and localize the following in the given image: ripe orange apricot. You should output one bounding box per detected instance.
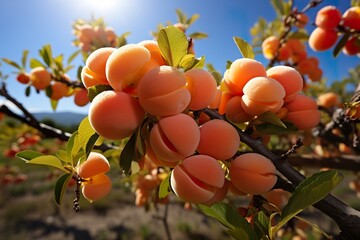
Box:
[266,66,303,103]
[29,67,51,90]
[16,73,30,84]
[225,96,253,123]
[137,66,191,117]
[309,27,338,51]
[149,113,200,164]
[308,67,323,82]
[241,76,285,116]
[106,44,151,93]
[50,82,69,100]
[170,154,225,204]
[315,6,342,29]
[78,24,96,44]
[262,36,280,60]
[82,173,112,202]
[295,13,309,28]
[224,58,267,95]
[138,40,166,67]
[342,6,360,30]
[74,88,89,107]
[77,152,110,179]
[81,47,115,88]
[197,119,240,160]
[230,153,277,195]
[145,143,179,168]
[283,94,321,130]
[296,57,319,76]
[185,68,217,110]
[342,37,360,56]
[89,90,145,140]
[203,179,230,206]
[317,92,340,108]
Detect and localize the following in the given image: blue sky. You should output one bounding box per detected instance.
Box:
[0,0,358,114]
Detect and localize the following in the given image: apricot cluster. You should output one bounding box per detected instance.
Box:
[309,5,360,56]
[77,152,112,202]
[73,24,118,52]
[262,37,323,82]
[82,40,284,205]
[220,58,320,130]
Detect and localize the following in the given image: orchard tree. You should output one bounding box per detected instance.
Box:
[1,1,360,240]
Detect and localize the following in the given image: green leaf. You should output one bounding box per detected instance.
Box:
[227,228,254,240]
[158,174,171,199]
[119,132,137,176]
[276,170,343,231]
[157,26,188,67]
[188,32,208,39]
[288,31,309,40]
[351,0,360,7]
[50,99,58,111]
[25,86,31,97]
[30,58,45,68]
[186,14,200,25]
[56,150,71,163]
[333,32,351,57]
[176,9,187,24]
[253,211,269,239]
[77,66,83,81]
[40,44,53,67]
[16,150,44,161]
[233,37,255,59]
[2,58,21,70]
[271,0,285,16]
[198,202,256,239]
[27,155,66,172]
[21,50,29,68]
[87,85,113,102]
[78,116,99,157]
[67,131,83,166]
[67,50,81,64]
[255,121,298,135]
[54,173,72,205]
[258,111,286,128]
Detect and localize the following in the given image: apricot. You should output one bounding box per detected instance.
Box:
[170,154,225,204]
[266,66,303,103]
[283,94,321,130]
[295,13,309,28]
[309,27,338,51]
[82,173,112,201]
[342,37,360,56]
[262,189,290,209]
[342,6,360,30]
[241,76,285,116]
[317,92,340,108]
[77,152,110,179]
[29,67,51,90]
[308,67,323,82]
[106,44,151,93]
[209,88,222,109]
[50,82,69,100]
[315,6,342,29]
[224,58,267,95]
[145,143,178,168]
[16,73,30,84]
[138,40,166,66]
[287,38,306,55]
[105,27,117,46]
[89,90,145,140]
[74,88,89,107]
[81,47,115,88]
[225,96,253,123]
[262,36,280,60]
[137,66,191,117]
[78,24,96,43]
[203,179,230,206]
[197,119,240,160]
[184,68,217,110]
[149,113,200,164]
[229,153,277,195]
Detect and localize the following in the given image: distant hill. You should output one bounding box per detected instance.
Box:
[33,111,87,126]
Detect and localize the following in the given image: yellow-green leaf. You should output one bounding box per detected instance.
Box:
[54,173,72,205]
[233,37,255,59]
[157,26,188,67]
[27,155,66,172]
